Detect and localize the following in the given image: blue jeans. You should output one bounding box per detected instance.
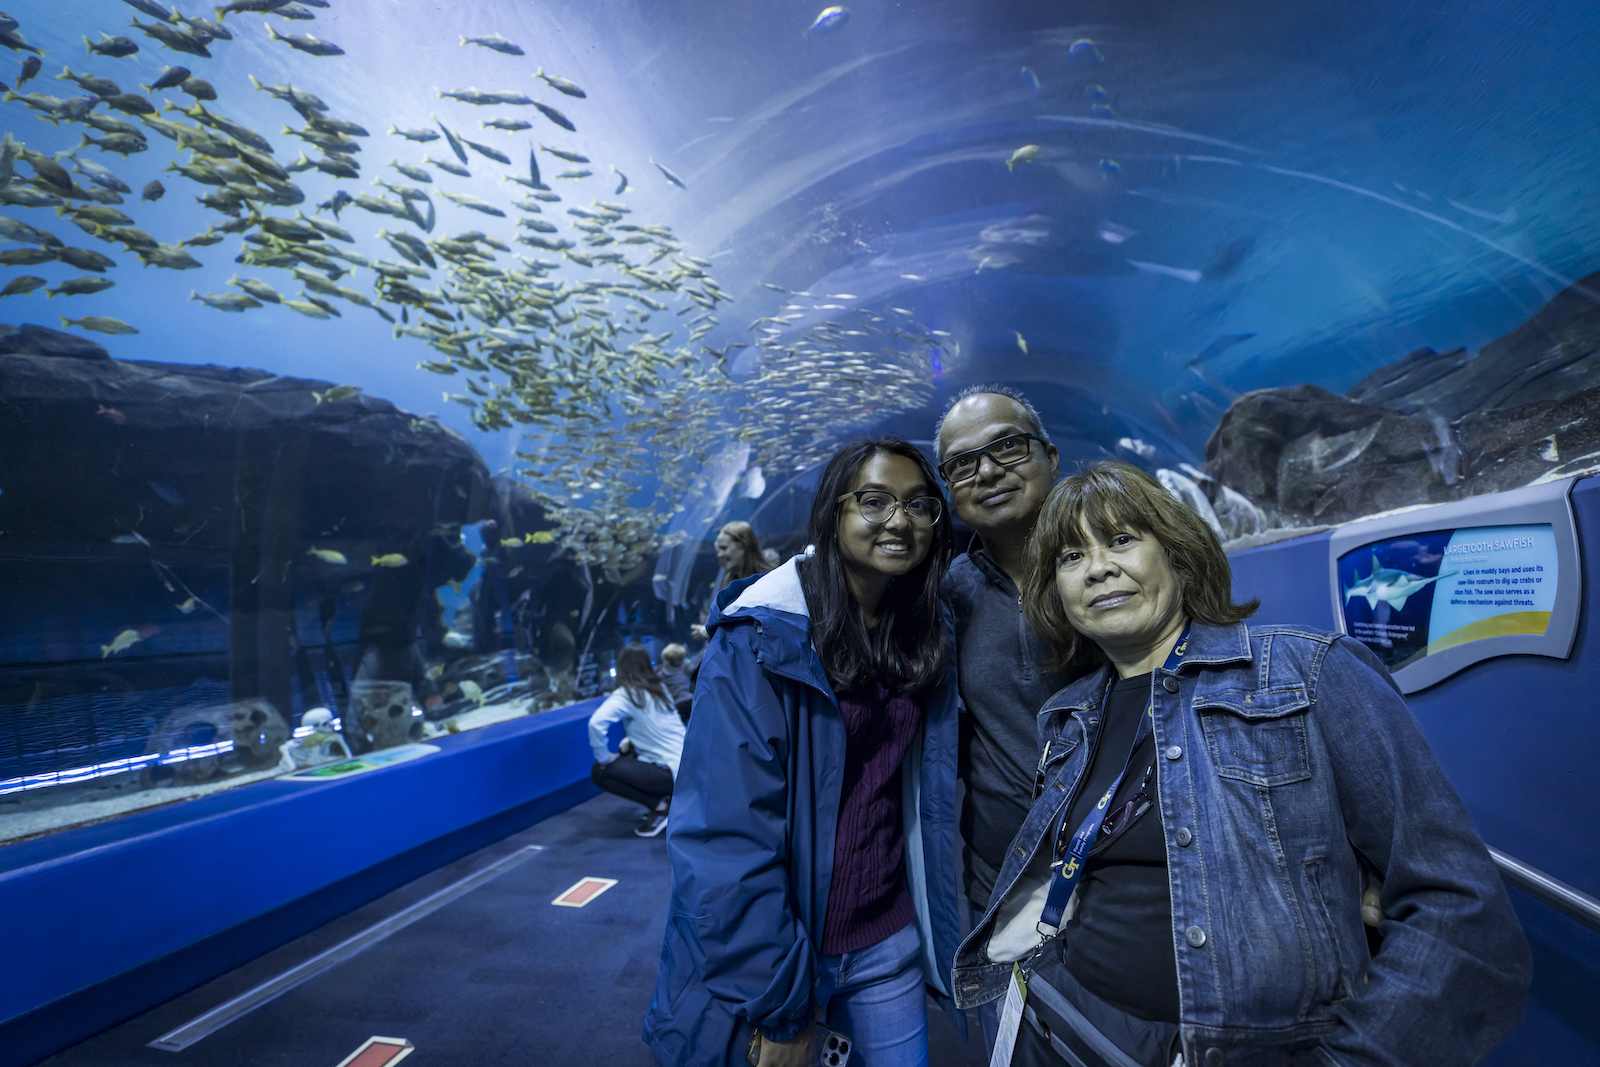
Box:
[815,921,928,1067]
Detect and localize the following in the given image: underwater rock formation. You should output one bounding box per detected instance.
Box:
[0,324,493,719]
[1345,270,1600,418]
[1202,271,1600,532]
[1204,381,1600,529]
[0,324,112,361]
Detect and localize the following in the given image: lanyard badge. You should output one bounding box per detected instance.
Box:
[1036,625,1190,934]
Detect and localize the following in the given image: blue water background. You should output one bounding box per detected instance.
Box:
[0,0,1596,469]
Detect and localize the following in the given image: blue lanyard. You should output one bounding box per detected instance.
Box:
[1037,625,1190,933]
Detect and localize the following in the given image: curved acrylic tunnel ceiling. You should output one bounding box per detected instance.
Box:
[8,0,1598,483]
[560,0,1600,469]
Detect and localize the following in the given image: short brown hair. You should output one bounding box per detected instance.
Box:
[1022,460,1258,670]
[660,643,687,667]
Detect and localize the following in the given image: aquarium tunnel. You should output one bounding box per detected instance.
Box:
[0,0,1597,1064]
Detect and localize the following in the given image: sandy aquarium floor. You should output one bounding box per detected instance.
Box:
[0,696,546,847]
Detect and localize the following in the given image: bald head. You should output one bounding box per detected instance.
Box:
[936,391,1044,459]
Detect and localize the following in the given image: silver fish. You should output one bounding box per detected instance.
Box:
[248,75,327,114]
[424,155,470,178]
[265,24,343,56]
[534,68,586,99]
[389,125,439,143]
[461,137,510,164]
[190,289,260,311]
[390,160,434,183]
[461,34,523,55]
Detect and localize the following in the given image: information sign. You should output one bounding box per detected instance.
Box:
[1327,480,1582,692]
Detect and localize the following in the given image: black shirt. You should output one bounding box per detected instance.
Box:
[1056,671,1180,1024]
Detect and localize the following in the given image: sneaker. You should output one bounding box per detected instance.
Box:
[634,809,669,838]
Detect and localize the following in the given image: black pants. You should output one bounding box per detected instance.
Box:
[591,752,673,810]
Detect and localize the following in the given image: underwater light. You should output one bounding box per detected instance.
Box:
[0,740,238,796]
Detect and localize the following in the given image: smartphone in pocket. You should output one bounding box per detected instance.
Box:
[743,1024,853,1067]
[815,1024,852,1067]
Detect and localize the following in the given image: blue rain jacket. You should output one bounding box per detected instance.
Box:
[643,557,966,1067]
[953,621,1531,1067]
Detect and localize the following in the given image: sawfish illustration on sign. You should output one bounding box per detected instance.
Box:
[1342,553,1456,612]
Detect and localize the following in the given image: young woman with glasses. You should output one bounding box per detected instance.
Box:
[644,437,968,1067]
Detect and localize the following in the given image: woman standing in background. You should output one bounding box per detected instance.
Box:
[690,521,775,642]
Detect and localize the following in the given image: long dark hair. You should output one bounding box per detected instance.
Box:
[616,644,671,708]
[1023,460,1258,671]
[799,437,953,696]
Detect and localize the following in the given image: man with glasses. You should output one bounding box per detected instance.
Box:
[936,385,1078,1056]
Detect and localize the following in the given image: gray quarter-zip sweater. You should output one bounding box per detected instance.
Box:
[941,544,1080,908]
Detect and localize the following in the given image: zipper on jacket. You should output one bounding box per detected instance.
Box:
[1017,593,1035,680]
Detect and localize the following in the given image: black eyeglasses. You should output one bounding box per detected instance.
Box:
[835,490,944,527]
[938,433,1045,483]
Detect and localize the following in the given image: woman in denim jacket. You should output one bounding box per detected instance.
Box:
[952,460,1530,1067]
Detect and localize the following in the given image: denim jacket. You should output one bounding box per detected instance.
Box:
[952,621,1531,1067]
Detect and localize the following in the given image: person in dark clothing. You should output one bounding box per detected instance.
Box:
[353,528,476,711]
[656,642,693,722]
[935,385,1077,1056]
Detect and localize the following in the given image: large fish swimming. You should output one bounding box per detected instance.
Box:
[1342,554,1457,613]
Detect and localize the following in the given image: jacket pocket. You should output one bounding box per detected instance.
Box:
[1196,689,1312,787]
[1300,859,1352,1006]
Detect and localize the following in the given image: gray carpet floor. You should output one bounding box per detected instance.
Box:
[40,791,986,1067]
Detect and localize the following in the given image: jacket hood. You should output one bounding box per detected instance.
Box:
[705,552,833,697]
[709,552,812,627]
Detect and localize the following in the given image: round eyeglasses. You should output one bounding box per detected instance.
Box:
[835,490,944,527]
[938,433,1044,483]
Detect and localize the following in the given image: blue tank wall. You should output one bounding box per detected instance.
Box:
[0,697,603,1067]
[1229,477,1600,1066]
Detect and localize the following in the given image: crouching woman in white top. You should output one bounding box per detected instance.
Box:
[590,644,688,838]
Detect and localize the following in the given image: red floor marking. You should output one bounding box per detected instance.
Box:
[334,1036,413,1067]
[552,876,618,907]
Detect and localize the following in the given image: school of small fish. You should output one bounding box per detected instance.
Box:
[0,2,944,574]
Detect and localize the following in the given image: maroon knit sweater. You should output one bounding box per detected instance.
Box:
[820,680,925,955]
